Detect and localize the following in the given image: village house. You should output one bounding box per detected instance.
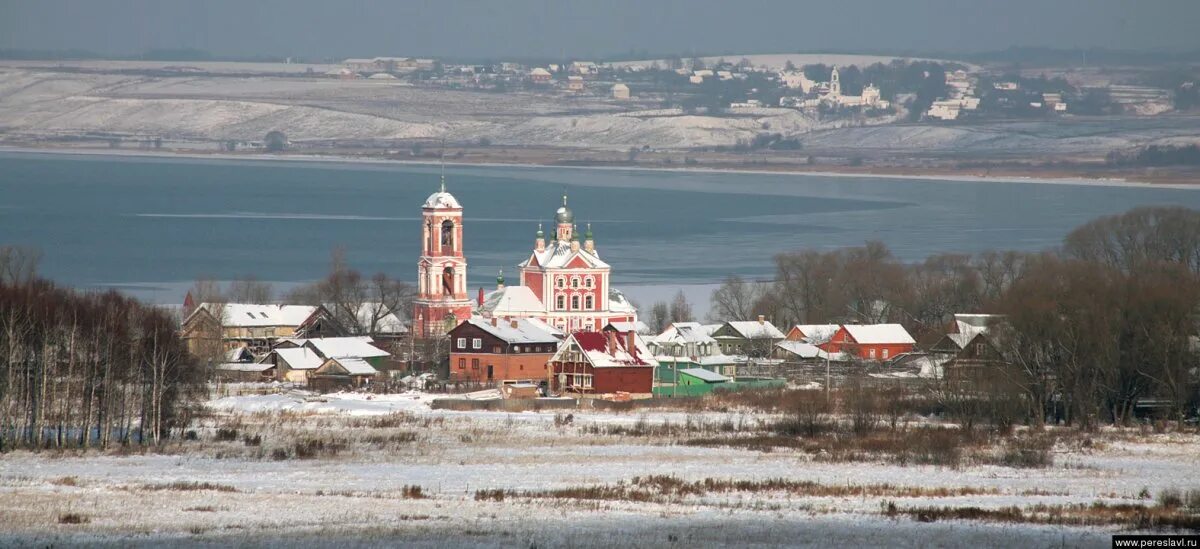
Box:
[929,314,1010,386]
[310,357,380,392]
[784,324,840,344]
[294,302,409,348]
[711,317,786,357]
[647,321,738,379]
[181,302,317,358]
[213,346,274,382]
[548,328,656,397]
[820,324,916,361]
[611,83,630,100]
[447,317,560,384]
[529,67,552,83]
[262,336,390,385]
[566,75,584,92]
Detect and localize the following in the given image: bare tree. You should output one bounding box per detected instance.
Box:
[669,290,694,324]
[708,275,766,321]
[227,275,273,303]
[0,245,42,285]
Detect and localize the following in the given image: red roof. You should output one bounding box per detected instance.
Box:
[571,331,648,366]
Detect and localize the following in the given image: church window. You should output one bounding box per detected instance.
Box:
[571,296,580,310]
[571,277,579,288]
[584,277,593,288]
[441,220,455,251]
[585,295,594,309]
[556,277,564,288]
[556,295,565,309]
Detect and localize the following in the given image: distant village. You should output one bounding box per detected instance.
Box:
[180,179,997,403]
[317,54,1179,123]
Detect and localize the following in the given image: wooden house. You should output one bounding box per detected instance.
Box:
[448,317,560,383]
[310,357,379,392]
[548,329,656,396]
[820,324,915,362]
[711,317,785,357]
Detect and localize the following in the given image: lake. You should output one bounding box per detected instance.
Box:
[2,151,1199,311]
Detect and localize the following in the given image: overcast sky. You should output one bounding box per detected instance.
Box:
[2,0,1198,60]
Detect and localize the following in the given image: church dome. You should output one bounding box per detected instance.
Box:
[555,193,573,224]
[424,191,461,209]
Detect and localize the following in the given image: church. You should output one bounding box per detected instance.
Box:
[411,180,637,337]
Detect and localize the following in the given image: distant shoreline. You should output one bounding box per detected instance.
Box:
[2,144,1198,190]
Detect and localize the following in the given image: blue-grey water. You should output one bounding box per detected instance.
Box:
[2,151,1199,308]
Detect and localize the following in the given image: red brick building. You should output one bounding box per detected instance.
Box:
[548,329,656,396]
[447,317,560,383]
[820,324,916,361]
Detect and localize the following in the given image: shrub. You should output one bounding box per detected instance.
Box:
[214,428,238,442]
[243,434,261,447]
[58,513,89,524]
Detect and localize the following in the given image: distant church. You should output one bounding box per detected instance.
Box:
[411,180,637,337]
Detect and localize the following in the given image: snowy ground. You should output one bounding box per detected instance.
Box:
[2,390,1197,546]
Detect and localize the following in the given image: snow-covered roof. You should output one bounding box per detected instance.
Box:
[843,324,915,345]
[368,72,397,80]
[530,67,551,76]
[461,316,560,345]
[953,314,1004,338]
[423,190,461,209]
[722,320,785,340]
[656,322,717,345]
[477,285,545,316]
[606,320,651,335]
[775,340,828,359]
[791,324,840,344]
[319,357,378,376]
[679,368,729,383]
[192,303,317,328]
[611,83,629,91]
[523,240,610,270]
[350,303,408,334]
[608,288,637,314]
[215,362,274,372]
[305,337,389,359]
[225,347,254,362]
[525,317,565,338]
[273,347,324,370]
[560,331,656,368]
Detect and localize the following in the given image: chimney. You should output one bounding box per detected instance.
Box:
[758,314,765,325]
[625,331,636,358]
[491,317,498,327]
[510,319,519,329]
[477,286,485,306]
[606,330,617,356]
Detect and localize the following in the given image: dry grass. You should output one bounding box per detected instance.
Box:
[50,476,78,487]
[896,501,1200,530]
[57,512,89,524]
[477,475,999,505]
[138,481,238,493]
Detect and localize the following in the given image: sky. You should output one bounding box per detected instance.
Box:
[2,0,1198,60]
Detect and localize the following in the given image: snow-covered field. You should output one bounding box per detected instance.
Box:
[1,389,1197,547]
[5,64,1194,156]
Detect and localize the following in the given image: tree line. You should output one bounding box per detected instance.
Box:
[0,250,203,451]
[710,206,1200,426]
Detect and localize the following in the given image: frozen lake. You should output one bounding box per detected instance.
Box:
[2,151,1199,309]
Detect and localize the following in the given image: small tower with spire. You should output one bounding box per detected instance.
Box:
[496,269,505,290]
[570,223,580,252]
[535,223,545,252]
[583,223,595,255]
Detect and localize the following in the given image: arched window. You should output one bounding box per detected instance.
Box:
[584,295,593,310]
[571,277,579,288]
[556,295,565,310]
[442,266,454,294]
[571,296,580,310]
[556,277,564,288]
[440,220,454,251]
[584,277,593,288]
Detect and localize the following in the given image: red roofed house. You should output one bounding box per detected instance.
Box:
[548,329,656,396]
[820,324,916,362]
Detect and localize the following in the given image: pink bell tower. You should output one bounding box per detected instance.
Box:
[412,174,472,338]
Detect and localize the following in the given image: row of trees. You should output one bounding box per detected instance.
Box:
[710,207,1200,425]
[1,250,203,451]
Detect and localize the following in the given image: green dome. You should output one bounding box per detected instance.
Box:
[584,223,593,240]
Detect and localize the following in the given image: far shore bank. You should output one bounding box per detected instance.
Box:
[3,144,1198,190]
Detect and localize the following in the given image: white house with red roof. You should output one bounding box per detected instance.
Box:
[548,328,656,396]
